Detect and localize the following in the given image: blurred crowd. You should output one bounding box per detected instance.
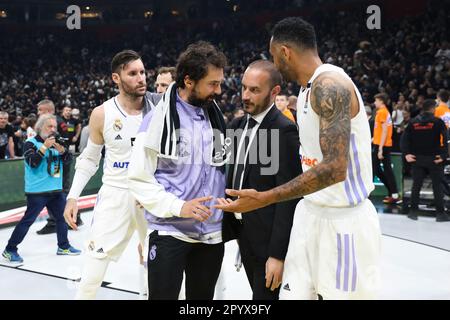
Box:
[0,1,448,159]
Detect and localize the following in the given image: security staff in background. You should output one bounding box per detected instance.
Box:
[401,99,450,222]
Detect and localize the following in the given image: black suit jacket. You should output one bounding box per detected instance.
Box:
[222,106,302,260]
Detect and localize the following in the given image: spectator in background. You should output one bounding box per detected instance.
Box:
[71,108,81,151]
[11,115,23,157]
[13,117,29,157]
[25,114,37,139]
[372,93,401,204]
[287,95,298,122]
[0,111,15,159]
[365,104,374,137]
[71,108,81,123]
[155,66,176,94]
[401,99,450,222]
[233,107,245,119]
[2,114,81,265]
[78,108,93,154]
[392,100,405,152]
[274,93,295,123]
[37,99,56,116]
[58,106,81,153]
[398,109,413,177]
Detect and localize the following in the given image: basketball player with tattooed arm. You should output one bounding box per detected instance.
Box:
[216,17,381,300]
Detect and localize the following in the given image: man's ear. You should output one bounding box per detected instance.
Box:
[281,45,291,61]
[271,85,281,98]
[112,73,120,85]
[184,75,194,89]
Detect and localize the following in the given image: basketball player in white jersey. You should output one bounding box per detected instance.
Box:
[63,50,159,299]
[215,17,381,299]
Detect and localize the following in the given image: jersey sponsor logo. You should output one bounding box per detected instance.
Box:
[113,119,123,131]
[115,134,122,140]
[300,154,319,167]
[283,283,290,291]
[113,161,129,169]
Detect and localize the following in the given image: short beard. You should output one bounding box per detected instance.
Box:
[122,82,146,100]
[187,87,215,108]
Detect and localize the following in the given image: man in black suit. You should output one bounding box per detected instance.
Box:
[220,60,302,300]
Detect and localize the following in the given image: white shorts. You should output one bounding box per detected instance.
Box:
[85,184,148,261]
[280,198,381,300]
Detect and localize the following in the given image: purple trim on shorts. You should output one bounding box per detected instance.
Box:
[336,233,342,290]
[352,234,357,292]
[343,234,350,291]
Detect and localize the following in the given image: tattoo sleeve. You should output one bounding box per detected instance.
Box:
[270,72,352,203]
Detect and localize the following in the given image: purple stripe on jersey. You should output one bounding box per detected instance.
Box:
[138,110,153,133]
[336,233,342,290]
[344,180,355,206]
[351,134,369,199]
[347,150,362,204]
[352,234,357,292]
[344,234,350,291]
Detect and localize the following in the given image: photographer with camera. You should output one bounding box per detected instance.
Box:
[2,114,81,264]
[36,101,82,235]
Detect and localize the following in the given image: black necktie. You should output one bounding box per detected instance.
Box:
[233,117,258,190]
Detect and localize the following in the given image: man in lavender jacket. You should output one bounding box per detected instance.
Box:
[128,41,228,300]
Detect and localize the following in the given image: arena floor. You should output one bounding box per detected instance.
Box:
[0,198,449,300]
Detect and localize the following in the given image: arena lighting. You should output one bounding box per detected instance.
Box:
[144,11,154,18]
[55,12,66,19]
[0,10,7,18]
[86,6,90,10]
[171,10,179,16]
[81,12,101,18]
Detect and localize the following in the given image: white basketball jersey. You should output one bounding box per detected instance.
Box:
[102,96,142,189]
[297,64,374,207]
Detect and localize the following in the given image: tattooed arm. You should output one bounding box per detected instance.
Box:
[269,71,352,202]
[215,71,353,213]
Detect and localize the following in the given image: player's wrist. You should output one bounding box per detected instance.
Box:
[262,190,276,206]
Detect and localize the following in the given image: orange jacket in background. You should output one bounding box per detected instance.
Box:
[373,106,393,147]
[434,102,450,128]
[282,109,296,123]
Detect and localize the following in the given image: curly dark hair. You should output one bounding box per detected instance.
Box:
[175,41,227,88]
